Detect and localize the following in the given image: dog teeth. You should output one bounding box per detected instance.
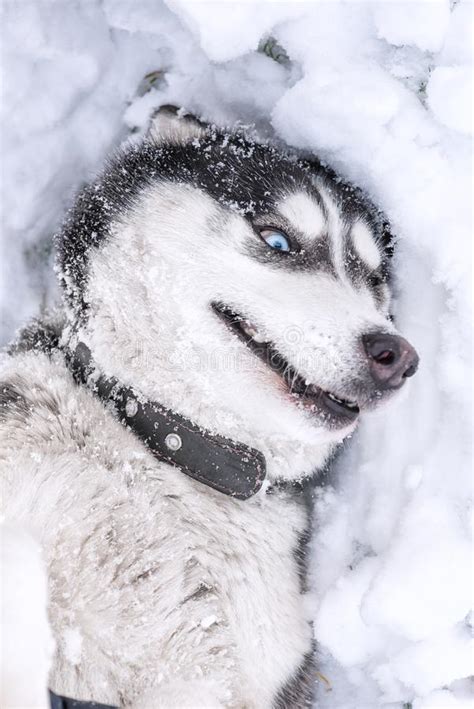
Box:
[327,392,358,409]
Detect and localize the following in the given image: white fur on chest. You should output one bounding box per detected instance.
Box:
[1,354,313,707]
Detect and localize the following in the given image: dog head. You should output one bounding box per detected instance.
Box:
[58,107,418,481]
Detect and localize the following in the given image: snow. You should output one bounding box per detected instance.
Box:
[427,66,473,135]
[372,0,450,53]
[63,626,83,667]
[1,1,472,708]
[1,525,54,708]
[200,614,219,630]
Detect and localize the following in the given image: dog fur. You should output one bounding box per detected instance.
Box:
[1,108,416,708]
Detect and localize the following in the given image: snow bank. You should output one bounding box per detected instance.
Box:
[1,1,472,707]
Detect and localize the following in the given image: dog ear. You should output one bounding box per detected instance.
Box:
[148,105,207,144]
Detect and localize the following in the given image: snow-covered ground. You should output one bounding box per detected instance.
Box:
[1,1,472,707]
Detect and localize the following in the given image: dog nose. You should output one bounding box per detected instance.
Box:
[362,333,419,390]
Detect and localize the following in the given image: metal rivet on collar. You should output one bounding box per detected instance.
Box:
[125,398,138,418]
[165,433,182,451]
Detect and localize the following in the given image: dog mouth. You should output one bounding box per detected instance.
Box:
[212,303,360,426]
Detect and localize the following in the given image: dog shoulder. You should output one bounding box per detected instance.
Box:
[0,349,146,493]
[1,350,88,452]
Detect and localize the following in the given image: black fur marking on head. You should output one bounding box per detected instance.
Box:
[273,640,317,709]
[306,156,394,249]
[342,219,392,305]
[56,127,392,318]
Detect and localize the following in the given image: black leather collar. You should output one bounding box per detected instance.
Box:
[68,343,266,500]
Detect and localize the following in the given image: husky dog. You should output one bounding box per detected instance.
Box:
[1,107,418,708]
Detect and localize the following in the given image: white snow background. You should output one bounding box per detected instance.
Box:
[1,1,472,707]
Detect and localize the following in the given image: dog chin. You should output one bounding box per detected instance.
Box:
[242,402,358,484]
[259,431,337,483]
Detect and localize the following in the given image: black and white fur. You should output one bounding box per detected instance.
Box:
[0,108,416,708]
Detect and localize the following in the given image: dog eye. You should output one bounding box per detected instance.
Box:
[260,229,291,252]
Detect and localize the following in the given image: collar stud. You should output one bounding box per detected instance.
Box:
[165,432,182,451]
[125,398,138,418]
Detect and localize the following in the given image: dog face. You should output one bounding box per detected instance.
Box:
[58,109,418,481]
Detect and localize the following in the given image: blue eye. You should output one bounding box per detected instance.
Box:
[260,229,291,252]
